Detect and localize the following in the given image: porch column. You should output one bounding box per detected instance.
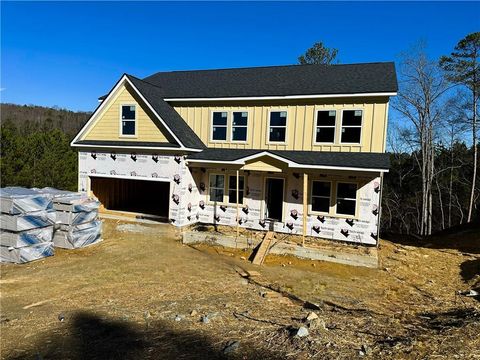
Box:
[236,169,240,243]
[303,172,308,246]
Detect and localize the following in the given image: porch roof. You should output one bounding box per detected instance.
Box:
[187,149,390,172]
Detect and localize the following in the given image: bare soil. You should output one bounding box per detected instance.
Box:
[0,219,479,359]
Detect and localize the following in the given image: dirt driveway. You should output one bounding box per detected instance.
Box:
[1,219,479,359]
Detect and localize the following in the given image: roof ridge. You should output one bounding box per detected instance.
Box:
[126,74,165,92]
[144,61,395,77]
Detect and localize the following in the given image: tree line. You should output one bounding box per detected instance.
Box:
[299,34,480,236]
[0,104,90,191]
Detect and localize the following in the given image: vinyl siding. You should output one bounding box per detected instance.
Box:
[173,97,390,153]
[83,85,170,142]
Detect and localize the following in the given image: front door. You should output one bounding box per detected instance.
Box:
[265,178,284,221]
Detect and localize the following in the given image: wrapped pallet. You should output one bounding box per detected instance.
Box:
[37,188,102,249]
[0,187,56,263]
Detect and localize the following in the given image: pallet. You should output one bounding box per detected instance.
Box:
[252,231,274,265]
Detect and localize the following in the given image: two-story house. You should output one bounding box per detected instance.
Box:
[71,63,397,245]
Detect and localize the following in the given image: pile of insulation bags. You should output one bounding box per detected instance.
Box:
[0,187,102,263]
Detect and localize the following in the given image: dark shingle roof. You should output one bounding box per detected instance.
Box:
[187,149,390,170]
[141,62,397,99]
[126,75,205,149]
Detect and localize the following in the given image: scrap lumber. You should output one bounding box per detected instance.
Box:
[252,231,274,265]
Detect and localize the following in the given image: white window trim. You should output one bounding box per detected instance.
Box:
[313,109,337,145]
[335,181,359,217]
[227,174,246,205]
[340,109,363,145]
[119,104,137,138]
[230,110,249,143]
[210,111,229,143]
[309,179,332,215]
[208,173,226,203]
[267,110,288,144]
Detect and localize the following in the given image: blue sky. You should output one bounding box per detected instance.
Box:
[1,1,479,112]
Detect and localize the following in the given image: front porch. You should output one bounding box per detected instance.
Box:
[187,150,387,246]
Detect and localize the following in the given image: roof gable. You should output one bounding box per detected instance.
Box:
[72,75,205,150]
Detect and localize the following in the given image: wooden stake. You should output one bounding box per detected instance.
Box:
[236,169,240,245]
[303,172,308,247]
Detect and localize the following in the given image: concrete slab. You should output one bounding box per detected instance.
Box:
[183,231,378,268]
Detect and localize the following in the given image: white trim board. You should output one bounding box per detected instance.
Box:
[164,92,397,102]
[73,143,202,152]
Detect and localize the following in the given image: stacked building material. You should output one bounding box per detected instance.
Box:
[0,187,55,263]
[37,188,102,249]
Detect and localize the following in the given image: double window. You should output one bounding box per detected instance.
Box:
[313,109,363,144]
[269,111,287,143]
[211,111,248,142]
[121,105,136,136]
[208,174,245,204]
[310,180,358,217]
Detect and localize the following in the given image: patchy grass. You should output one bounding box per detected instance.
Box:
[1,219,479,359]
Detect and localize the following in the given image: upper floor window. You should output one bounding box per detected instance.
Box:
[341,110,362,144]
[228,175,245,204]
[209,174,225,202]
[269,111,287,143]
[315,110,336,143]
[311,181,331,213]
[211,112,228,141]
[336,182,357,216]
[121,105,136,136]
[232,112,248,142]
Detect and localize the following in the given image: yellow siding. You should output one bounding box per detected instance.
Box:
[173,97,390,152]
[83,85,170,142]
[242,157,286,172]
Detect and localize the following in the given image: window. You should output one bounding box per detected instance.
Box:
[211,112,228,141]
[341,110,362,143]
[311,181,331,213]
[228,175,245,204]
[209,174,225,202]
[232,112,248,141]
[269,111,287,142]
[121,105,136,136]
[315,110,336,143]
[336,182,357,216]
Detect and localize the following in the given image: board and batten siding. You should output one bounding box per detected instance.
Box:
[173,97,389,152]
[83,85,170,142]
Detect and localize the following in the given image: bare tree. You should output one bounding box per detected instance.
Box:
[440,32,480,222]
[393,44,449,236]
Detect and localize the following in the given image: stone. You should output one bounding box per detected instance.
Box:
[57,313,65,322]
[239,278,249,286]
[240,256,246,260]
[190,310,198,317]
[305,312,318,321]
[174,315,184,322]
[223,340,240,354]
[295,326,309,338]
[201,315,210,324]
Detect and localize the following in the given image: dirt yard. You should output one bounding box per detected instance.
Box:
[1,219,479,359]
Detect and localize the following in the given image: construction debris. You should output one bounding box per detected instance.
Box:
[252,231,274,265]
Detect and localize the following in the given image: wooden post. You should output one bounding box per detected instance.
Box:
[236,169,240,245]
[303,172,308,247]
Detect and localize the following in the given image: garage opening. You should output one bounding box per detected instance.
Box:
[90,177,170,219]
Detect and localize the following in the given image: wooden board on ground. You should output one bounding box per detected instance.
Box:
[252,231,274,265]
